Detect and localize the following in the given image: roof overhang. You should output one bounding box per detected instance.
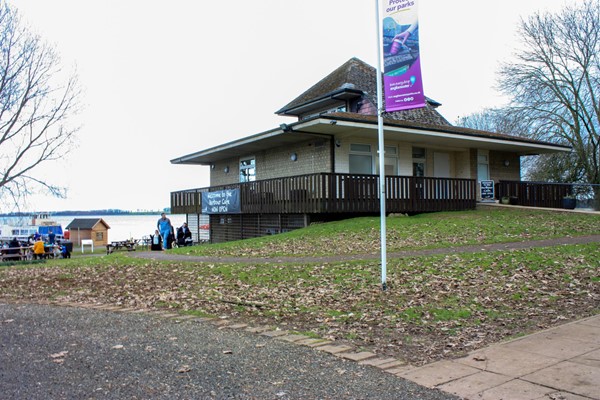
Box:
[276,88,363,116]
[171,114,571,165]
[170,125,332,165]
[301,114,572,155]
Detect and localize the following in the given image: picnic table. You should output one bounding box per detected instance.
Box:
[0,244,60,261]
[106,239,138,254]
[0,246,32,261]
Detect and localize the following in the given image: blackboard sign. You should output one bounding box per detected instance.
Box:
[480,180,495,202]
[201,189,241,214]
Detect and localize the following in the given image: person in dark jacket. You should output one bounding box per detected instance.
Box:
[182,222,193,246]
[61,244,71,259]
[176,226,185,247]
[6,237,21,261]
[150,230,162,251]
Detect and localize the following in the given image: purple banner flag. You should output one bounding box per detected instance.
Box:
[381,0,426,112]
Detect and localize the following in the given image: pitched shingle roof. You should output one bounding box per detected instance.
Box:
[276,57,451,126]
[65,218,110,230]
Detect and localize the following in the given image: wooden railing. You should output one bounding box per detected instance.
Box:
[495,181,573,208]
[171,173,477,215]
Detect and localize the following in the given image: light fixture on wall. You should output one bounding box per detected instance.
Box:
[290,153,298,162]
[224,166,229,173]
[210,164,215,170]
[335,139,341,148]
[280,123,292,132]
[503,160,510,167]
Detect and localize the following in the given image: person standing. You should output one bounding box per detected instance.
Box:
[156,213,172,250]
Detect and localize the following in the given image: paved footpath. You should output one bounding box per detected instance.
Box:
[399,314,600,400]
[130,235,600,264]
[0,302,457,400]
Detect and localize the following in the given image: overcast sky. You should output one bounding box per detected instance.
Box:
[12,0,569,212]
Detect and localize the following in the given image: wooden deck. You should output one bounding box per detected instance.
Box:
[171,173,477,215]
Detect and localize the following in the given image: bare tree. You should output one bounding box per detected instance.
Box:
[498,0,599,186]
[0,2,80,210]
[457,109,584,182]
[456,108,530,137]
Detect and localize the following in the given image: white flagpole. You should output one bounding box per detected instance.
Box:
[375,0,387,291]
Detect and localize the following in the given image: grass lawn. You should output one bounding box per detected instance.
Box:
[0,207,598,365]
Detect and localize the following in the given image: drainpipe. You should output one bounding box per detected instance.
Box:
[330,136,335,173]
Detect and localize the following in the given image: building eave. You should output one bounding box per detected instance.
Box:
[170,124,332,165]
[171,113,571,165]
[275,88,363,116]
[310,113,572,155]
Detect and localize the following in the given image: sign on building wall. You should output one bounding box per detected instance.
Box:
[381,0,426,112]
[201,189,241,214]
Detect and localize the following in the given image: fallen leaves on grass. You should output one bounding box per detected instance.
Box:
[1,243,598,365]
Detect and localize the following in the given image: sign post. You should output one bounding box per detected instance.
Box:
[375,0,387,291]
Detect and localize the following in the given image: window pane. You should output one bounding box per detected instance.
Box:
[239,157,256,182]
[413,162,425,177]
[412,147,426,159]
[240,168,256,182]
[349,154,372,174]
[385,157,398,175]
[477,163,489,181]
[350,144,371,153]
[240,158,255,167]
[384,146,397,155]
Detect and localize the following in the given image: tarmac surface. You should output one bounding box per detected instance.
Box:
[0,302,456,400]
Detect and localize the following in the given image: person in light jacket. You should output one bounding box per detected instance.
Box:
[156,213,173,250]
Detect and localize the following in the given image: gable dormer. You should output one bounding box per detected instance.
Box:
[276,57,452,127]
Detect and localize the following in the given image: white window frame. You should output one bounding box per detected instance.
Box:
[477,150,490,182]
[412,146,426,177]
[349,143,373,175]
[239,156,256,183]
[376,145,399,176]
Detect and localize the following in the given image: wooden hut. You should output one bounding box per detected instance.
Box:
[65,218,111,247]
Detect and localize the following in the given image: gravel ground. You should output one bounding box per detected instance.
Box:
[0,303,457,400]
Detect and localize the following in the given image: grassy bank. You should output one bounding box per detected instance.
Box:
[171,207,600,257]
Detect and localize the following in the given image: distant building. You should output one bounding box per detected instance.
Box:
[65,218,111,247]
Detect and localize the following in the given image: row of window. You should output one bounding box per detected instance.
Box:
[349,144,426,177]
[234,147,491,182]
